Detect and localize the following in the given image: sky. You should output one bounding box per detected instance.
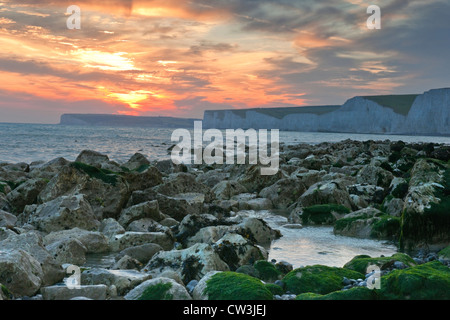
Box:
[0,0,449,123]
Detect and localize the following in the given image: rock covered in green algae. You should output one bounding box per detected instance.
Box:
[282,265,364,295]
[343,253,415,275]
[296,287,377,300]
[203,271,273,300]
[378,261,450,300]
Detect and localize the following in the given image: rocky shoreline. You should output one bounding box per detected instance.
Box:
[0,139,449,300]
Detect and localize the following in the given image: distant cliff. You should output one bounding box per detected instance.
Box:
[60,114,200,128]
[203,88,450,136]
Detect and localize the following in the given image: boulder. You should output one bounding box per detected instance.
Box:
[28,157,70,180]
[115,243,163,265]
[196,170,230,188]
[154,172,212,199]
[122,153,151,172]
[379,261,450,300]
[99,218,125,238]
[6,178,48,213]
[124,277,192,300]
[237,165,286,193]
[211,180,248,200]
[213,233,266,271]
[41,284,108,300]
[346,183,385,209]
[43,228,110,254]
[185,225,231,247]
[46,238,88,266]
[0,230,64,286]
[0,249,43,297]
[39,164,130,220]
[118,200,162,227]
[231,217,281,247]
[81,268,151,296]
[0,210,17,228]
[121,167,163,193]
[356,165,393,189]
[109,231,173,252]
[25,194,100,233]
[175,214,236,246]
[193,271,273,300]
[401,159,449,249]
[144,243,230,284]
[334,207,401,240]
[259,178,306,210]
[299,181,353,209]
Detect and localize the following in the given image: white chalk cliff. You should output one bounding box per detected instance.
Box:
[203,88,450,136]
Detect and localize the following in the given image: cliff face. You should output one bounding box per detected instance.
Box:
[203,88,450,135]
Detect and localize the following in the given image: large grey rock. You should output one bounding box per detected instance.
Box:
[0,230,64,286]
[144,243,229,284]
[211,180,248,200]
[99,218,125,238]
[25,194,100,233]
[28,157,70,180]
[109,231,173,252]
[6,178,48,214]
[122,153,150,172]
[299,181,353,209]
[213,233,266,271]
[0,210,16,227]
[43,228,110,253]
[259,178,306,209]
[115,244,164,265]
[38,164,130,220]
[118,200,162,227]
[356,165,394,189]
[232,217,281,247]
[124,277,192,300]
[41,284,107,300]
[0,249,43,297]
[192,271,221,300]
[81,268,151,296]
[46,238,88,266]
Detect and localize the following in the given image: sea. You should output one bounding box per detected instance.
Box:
[1,122,449,268]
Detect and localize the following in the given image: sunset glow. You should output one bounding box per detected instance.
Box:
[0,0,449,123]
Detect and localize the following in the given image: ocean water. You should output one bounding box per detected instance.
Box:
[1,122,447,267]
[0,122,449,164]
